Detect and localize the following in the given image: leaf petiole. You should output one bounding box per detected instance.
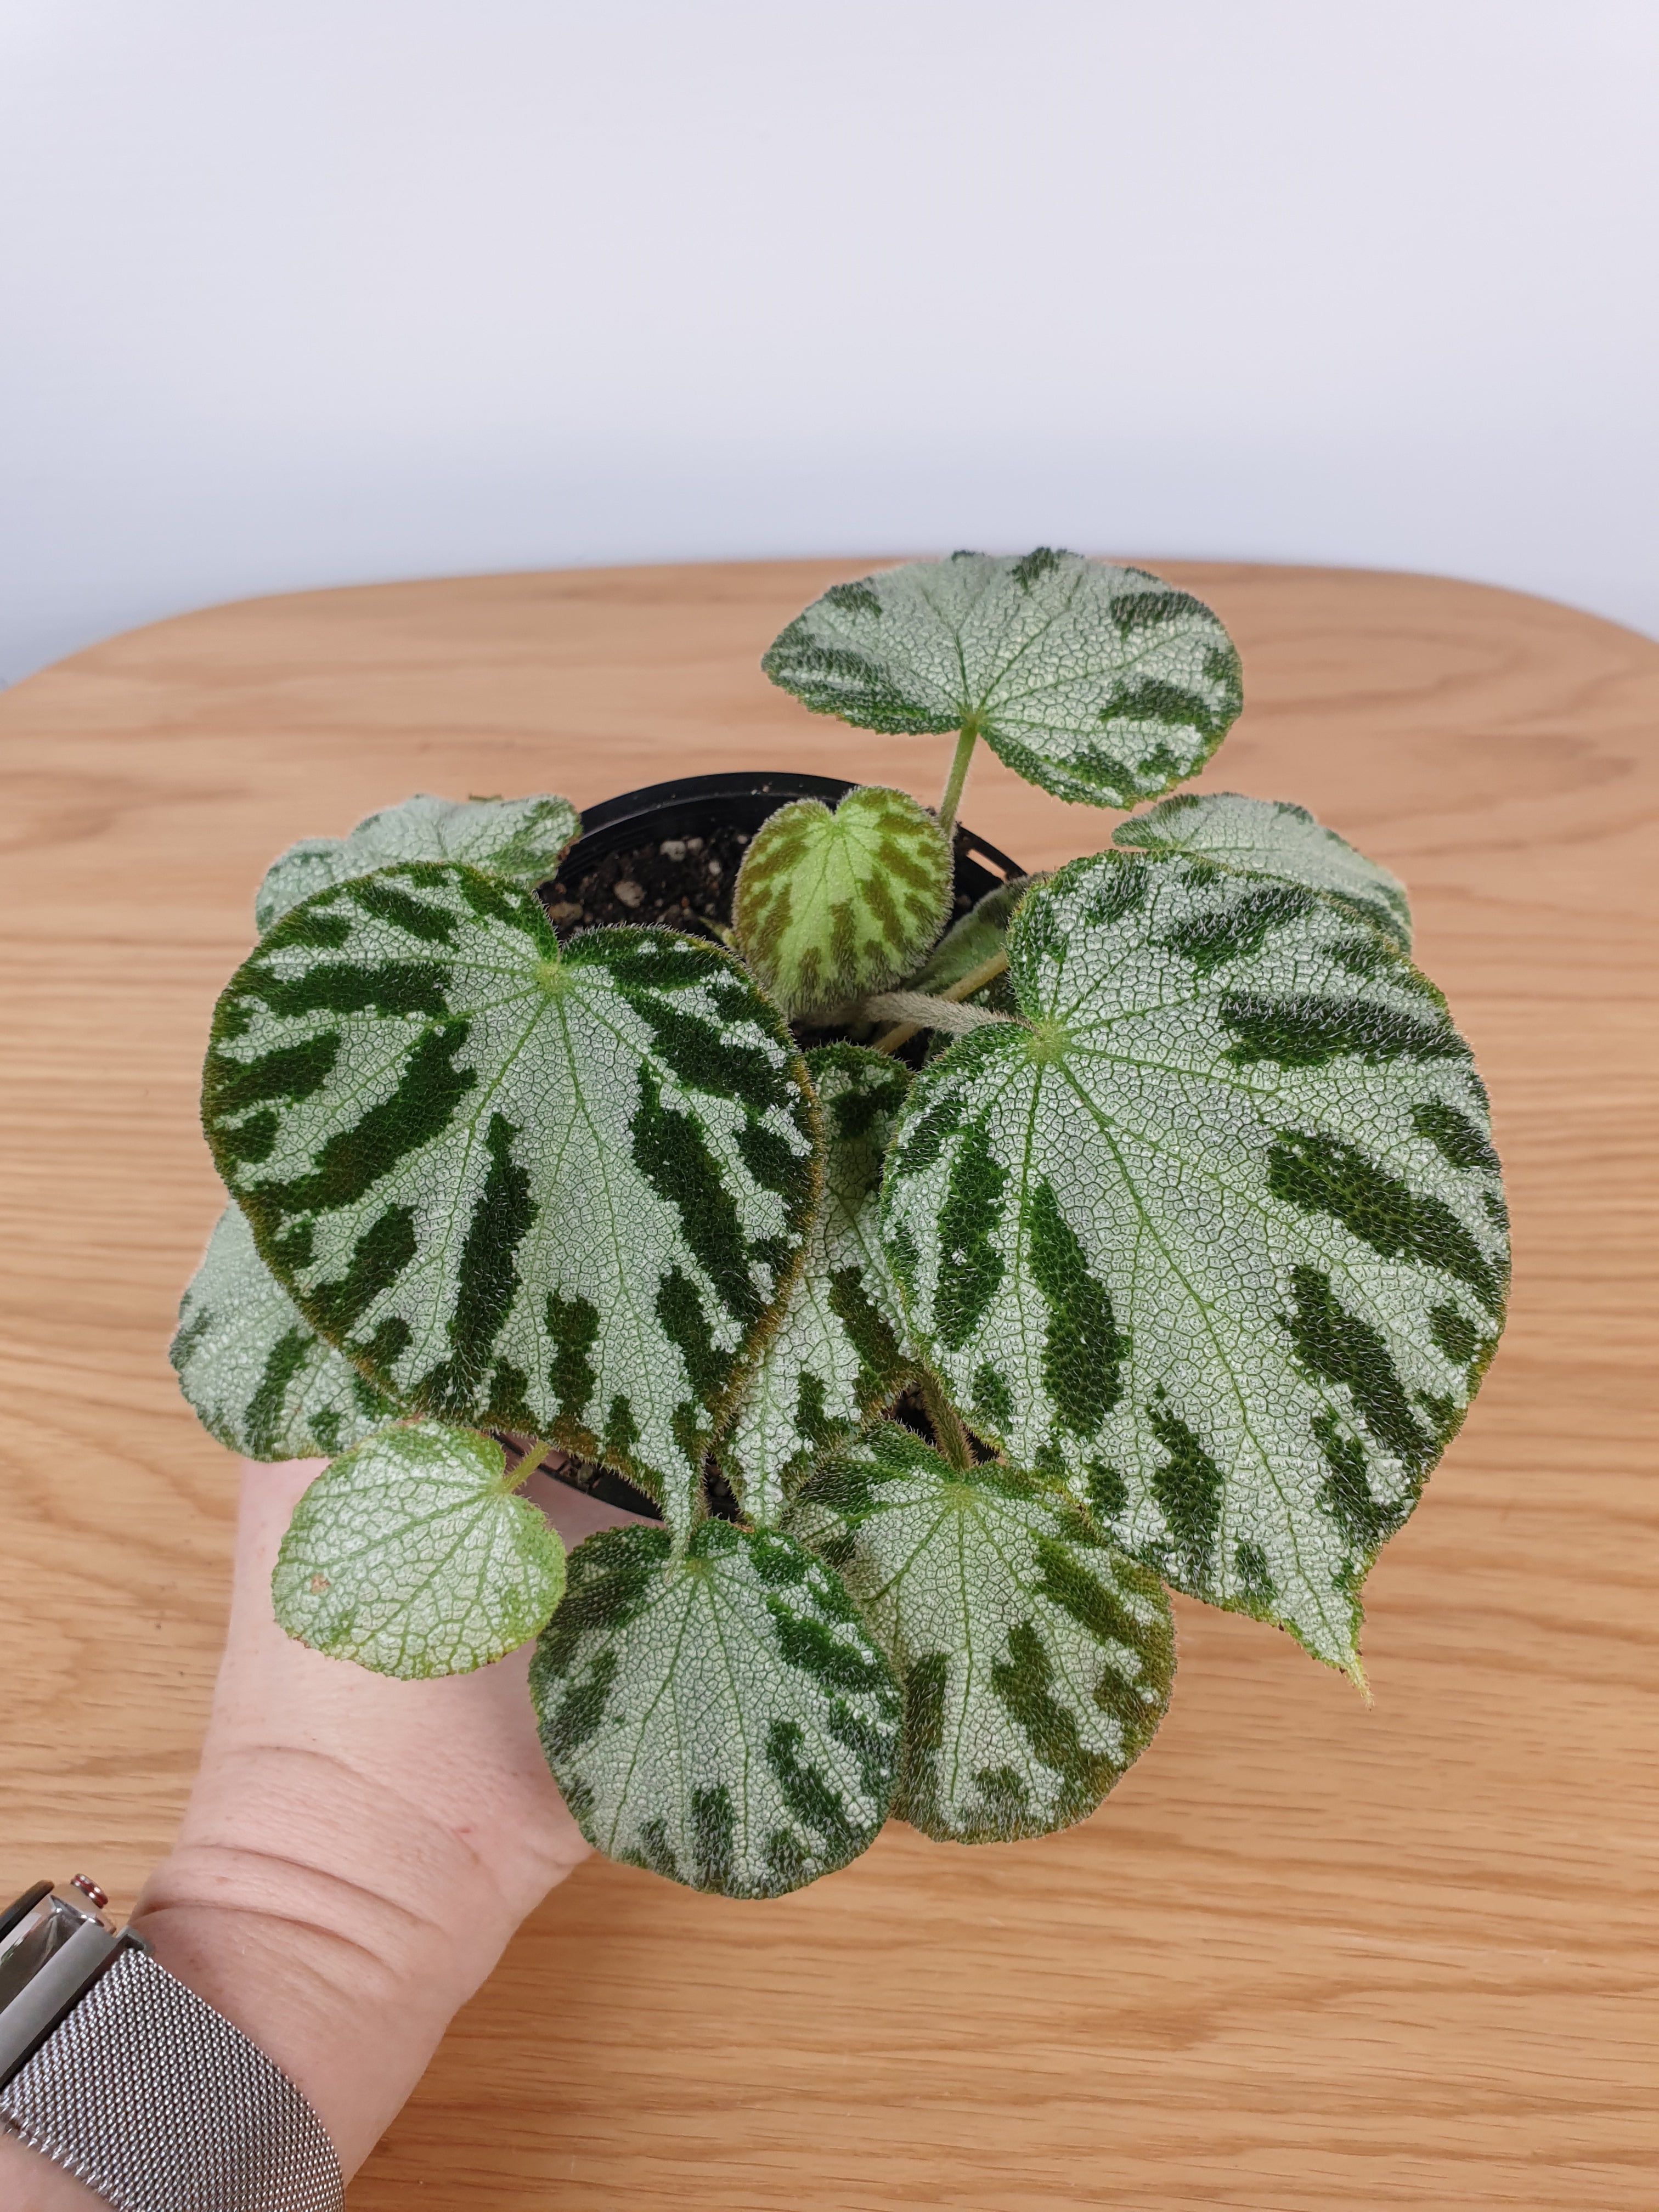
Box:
[918,1375,974,1470]
[871,948,1011,1054]
[509,1437,554,1492]
[935,721,980,843]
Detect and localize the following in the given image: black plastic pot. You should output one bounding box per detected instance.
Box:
[562,768,1021,911]
[522,769,1025,1521]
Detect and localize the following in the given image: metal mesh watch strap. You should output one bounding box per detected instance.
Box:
[0,1943,343,2212]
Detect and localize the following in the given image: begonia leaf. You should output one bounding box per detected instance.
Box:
[763,552,1242,808]
[256,792,579,933]
[171,1201,401,1460]
[1114,792,1412,949]
[273,1420,566,1678]
[530,1519,899,1894]
[789,1423,1173,1842]
[203,864,818,1537]
[732,786,952,1021]
[904,875,1040,995]
[880,849,1508,1674]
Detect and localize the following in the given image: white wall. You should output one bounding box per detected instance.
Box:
[3,0,1655,681]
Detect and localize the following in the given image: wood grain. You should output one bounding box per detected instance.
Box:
[1,557,1655,2208]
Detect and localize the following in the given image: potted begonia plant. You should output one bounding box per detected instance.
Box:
[172,551,1507,1896]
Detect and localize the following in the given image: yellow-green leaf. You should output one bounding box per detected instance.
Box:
[732,786,952,1022]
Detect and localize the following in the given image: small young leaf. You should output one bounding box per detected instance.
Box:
[256,793,580,933]
[789,1424,1173,1843]
[903,876,1040,996]
[762,552,1242,809]
[273,1420,566,1678]
[172,1203,402,1460]
[529,1519,900,1895]
[723,1046,915,1522]
[732,786,952,1020]
[881,849,1508,1675]
[1114,792,1412,950]
[204,865,818,1536]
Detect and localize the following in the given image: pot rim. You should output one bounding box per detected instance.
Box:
[565,768,1024,891]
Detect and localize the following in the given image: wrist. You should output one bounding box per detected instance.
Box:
[120,1459,595,2176]
[2,1456,620,2205]
[126,1709,560,2175]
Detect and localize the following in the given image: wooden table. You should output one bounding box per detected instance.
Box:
[2,559,1655,2208]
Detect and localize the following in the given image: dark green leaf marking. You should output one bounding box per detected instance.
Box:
[1012,547,1063,590]
[226,1023,477,1229]
[1163,880,1315,976]
[545,1292,600,1425]
[1268,1128,1505,1314]
[1428,1301,1481,1366]
[245,1328,315,1459]
[1312,1410,1408,1554]
[308,1207,419,1341]
[1023,1180,1127,1436]
[1147,1399,1224,1582]
[415,1112,538,1417]
[1283,1266,1437,1477]
[633,1067,764,1330]
[207,1034,341,1117]
[246,958,452,1023]
[1412,1098,1501,1173]
[823,580,884,619]
[347,874,461,944]
[1221,994,1467,1069]
[934,1123,1006,1351]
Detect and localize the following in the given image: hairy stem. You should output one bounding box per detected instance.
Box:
[919,1376,974,1471]
[936,721,980,842]
[871,948,1012,1054]
[505,1435,554,1488]
[863,991,1011,1037]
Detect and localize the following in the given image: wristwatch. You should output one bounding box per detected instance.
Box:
[0,1878,343,2212]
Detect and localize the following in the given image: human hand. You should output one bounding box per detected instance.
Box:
[1,1454,641,2207]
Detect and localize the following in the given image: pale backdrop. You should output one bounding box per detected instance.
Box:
[2,0,1655,681]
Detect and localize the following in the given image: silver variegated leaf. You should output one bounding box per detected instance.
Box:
[904,875,1040,995]
[1114,792,1412,950]
[529,1519,900,1895]
[256,792,580,933]
[204,864,819,1536]
[723,1046,914,1524]
[881,850,1508,1675]
[273,1420,567,1678]
[788,1424,1173,1843]
[171,1202,400,1460]
[762,551,1243,808]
